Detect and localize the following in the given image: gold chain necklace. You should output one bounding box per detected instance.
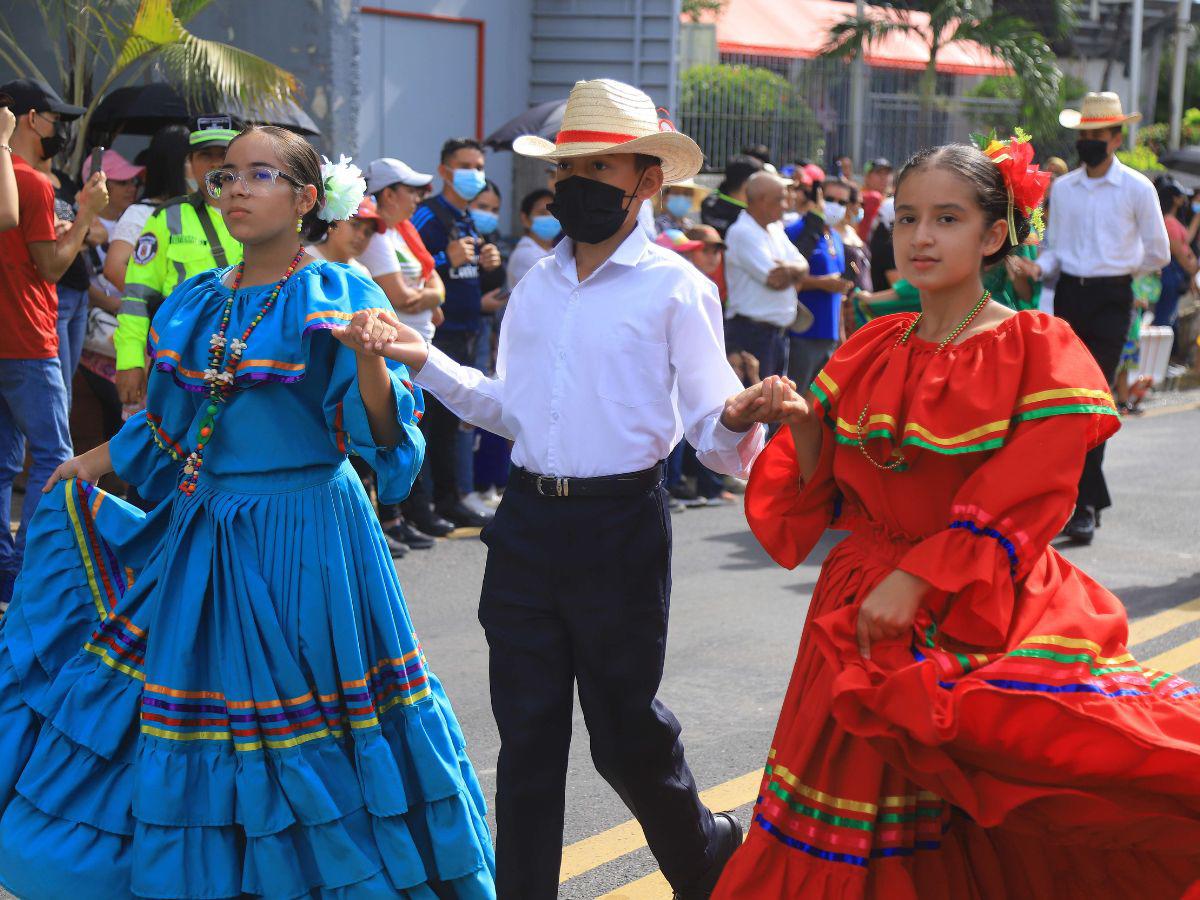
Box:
[856,291,992,473]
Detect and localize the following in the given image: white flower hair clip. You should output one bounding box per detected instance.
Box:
[318,155,366,223]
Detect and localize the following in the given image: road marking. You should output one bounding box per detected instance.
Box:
[559,771,760,883]
[1139,398,1200,419]
[1127,596,1200,646]
[566,595,1200,894]
[1144,636,1200,675]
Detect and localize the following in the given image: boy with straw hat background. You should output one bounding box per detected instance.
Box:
[340,77,806,899]
[1033,90,1169,544]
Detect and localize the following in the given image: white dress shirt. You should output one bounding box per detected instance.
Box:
[506,235,553,290]
[415,227,766,479]
[724,209,807,328]
[1038,158,1170,279]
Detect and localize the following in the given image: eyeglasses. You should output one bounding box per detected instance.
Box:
[205,165,304,200]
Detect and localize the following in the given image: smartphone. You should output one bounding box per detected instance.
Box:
[89,146,104,179]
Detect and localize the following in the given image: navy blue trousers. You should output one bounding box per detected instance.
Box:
[478,483,716,899]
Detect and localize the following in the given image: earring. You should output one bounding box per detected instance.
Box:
[296,217,303,233]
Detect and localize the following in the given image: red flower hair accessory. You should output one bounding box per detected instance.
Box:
[976,129,1051,244]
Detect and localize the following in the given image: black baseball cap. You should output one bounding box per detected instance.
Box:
[0,78,85,120]
[867,157,893,172]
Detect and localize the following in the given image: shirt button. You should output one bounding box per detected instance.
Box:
[551,411,559,421]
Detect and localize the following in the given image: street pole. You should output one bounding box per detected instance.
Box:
[1130,0,1145,147]
[850,0,866,172]
[1170,0,1193,150]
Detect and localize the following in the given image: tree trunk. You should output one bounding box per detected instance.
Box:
[920,44,940,149]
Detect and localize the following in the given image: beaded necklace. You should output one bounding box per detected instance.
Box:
[178,247,307,494]
[855,290,992,473]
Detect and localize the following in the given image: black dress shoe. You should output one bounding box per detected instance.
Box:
[406,506,455,538]
[435,500,493,529]
[672,812,744,899]
[1063,505,1096,545]
[382,532,408,559]
[387,520,435,550]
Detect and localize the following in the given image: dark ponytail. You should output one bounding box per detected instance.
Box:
[228,125,330,241]
[894,143,1032,267]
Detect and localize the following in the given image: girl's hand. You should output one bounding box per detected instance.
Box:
[333,309,429,371]
[855,569,930,659]
[44,444,113,493]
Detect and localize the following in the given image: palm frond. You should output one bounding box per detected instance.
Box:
[155,37,298,116]
[952,15,1061,111]
[824,13,922,59]
[173,0,215,26]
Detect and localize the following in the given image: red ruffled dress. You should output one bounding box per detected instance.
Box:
[714,311,1200,899]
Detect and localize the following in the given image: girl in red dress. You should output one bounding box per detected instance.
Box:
[713,139,1200,898]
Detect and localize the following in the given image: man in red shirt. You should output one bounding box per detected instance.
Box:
[855,156,893,241]
[0,78,107,607]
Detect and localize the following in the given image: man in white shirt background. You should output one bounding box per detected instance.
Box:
[1034,92,1170,544]
[341,79,805,900]
[723,171,810,383]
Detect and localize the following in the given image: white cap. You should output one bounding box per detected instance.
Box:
[365,157,434,194]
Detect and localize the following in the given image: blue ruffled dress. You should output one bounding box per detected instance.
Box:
[0,260,495,899]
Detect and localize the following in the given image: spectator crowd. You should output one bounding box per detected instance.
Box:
[1,76,1197,600]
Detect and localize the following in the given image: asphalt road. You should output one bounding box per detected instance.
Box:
[1,400,1197,899]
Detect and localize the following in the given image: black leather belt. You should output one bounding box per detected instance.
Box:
[1059,273,1133,288]
[509,463,665,498]
[729,314,786,335]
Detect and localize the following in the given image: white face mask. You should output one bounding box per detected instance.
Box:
[823,200,847,223]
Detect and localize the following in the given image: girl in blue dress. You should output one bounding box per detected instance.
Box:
[0,126,495,899]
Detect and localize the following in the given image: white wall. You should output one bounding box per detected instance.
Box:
[356,0,535,227]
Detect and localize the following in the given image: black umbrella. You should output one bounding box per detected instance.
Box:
[90,82,320,136]
[484,98,566,151]
[1159,146,1200,177]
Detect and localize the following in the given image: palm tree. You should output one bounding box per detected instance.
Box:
[0,0,300,173]
[824,0,1072,145]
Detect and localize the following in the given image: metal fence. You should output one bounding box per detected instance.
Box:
[677,52,1022,172]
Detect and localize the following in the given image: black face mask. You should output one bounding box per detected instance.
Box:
[1076,138,1109,168]
[37,116,68,161]
[548,174,640,244]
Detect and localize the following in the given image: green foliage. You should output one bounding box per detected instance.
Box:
[0,0,299,174]
[1116,144,1166,173]
[679,64,824,168]
[968,72,1087,160]
[1137,112,1200,156]
[682,0,726,21]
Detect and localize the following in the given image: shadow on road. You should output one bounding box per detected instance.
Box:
[1111,571,1200,620]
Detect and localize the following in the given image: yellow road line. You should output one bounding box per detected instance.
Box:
[1144,636,1200,675]
[559,771,760,883]
[569,595,1200,893]
[1127,596,1200,646]
[597,870,672,899]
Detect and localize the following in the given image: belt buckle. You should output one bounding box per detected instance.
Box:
[536,476,567,497]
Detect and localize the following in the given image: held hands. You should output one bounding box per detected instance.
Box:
[855,569,930,659]
[332,309,430,371]
[446,237,477,268]
[720,375,813,432]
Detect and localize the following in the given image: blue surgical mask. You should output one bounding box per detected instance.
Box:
[530,214,561,241]
[853,207,865,224]
[665,194,693,219]
[469,208,499,235]
[452,168,487,200]
[1192,201,1200,215]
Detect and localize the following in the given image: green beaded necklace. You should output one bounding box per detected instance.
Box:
[855,290,992,473]
[178,247,307,495]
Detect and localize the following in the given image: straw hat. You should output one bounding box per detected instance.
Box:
[1059,92,1141,130]
[514,79,704,184]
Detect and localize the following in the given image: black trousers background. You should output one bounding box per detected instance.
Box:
[1054,277,1133,512]
[404,329,475,512]
[478,484,716,899]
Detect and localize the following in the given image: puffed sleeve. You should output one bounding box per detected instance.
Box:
[109,409,187,502]
[897,344,1120,648]
[745,424,839,569]
[324,346,426,506]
